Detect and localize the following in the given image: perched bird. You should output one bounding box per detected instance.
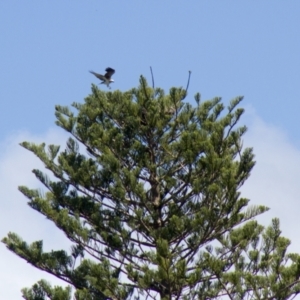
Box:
[89,67,115,89]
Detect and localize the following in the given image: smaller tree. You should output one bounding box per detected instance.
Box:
[3,77,300,299]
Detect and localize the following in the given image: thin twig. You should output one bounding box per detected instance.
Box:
[150,66,155,89]
[182,70,192,100]
[186,70,192,91]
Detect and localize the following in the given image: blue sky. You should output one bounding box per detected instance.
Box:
[1,2,300,298]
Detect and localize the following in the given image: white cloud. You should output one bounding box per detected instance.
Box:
[242,108,300,253]
[0,128,72,299]
[1,111,300,298]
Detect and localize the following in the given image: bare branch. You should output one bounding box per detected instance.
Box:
[150,66,155,89]
[182,70,192,100]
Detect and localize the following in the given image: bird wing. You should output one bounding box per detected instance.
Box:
[104,67,115,79]
[89,71,106,81]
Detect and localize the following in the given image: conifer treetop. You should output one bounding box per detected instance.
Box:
[3,77,300,300]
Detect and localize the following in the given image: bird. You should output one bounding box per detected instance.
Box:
[89,67,115,89]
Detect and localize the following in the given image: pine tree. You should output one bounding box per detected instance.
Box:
[3,77,300,299]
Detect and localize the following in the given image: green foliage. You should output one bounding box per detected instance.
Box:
[22,280,72,300]
[3,76,300,299]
